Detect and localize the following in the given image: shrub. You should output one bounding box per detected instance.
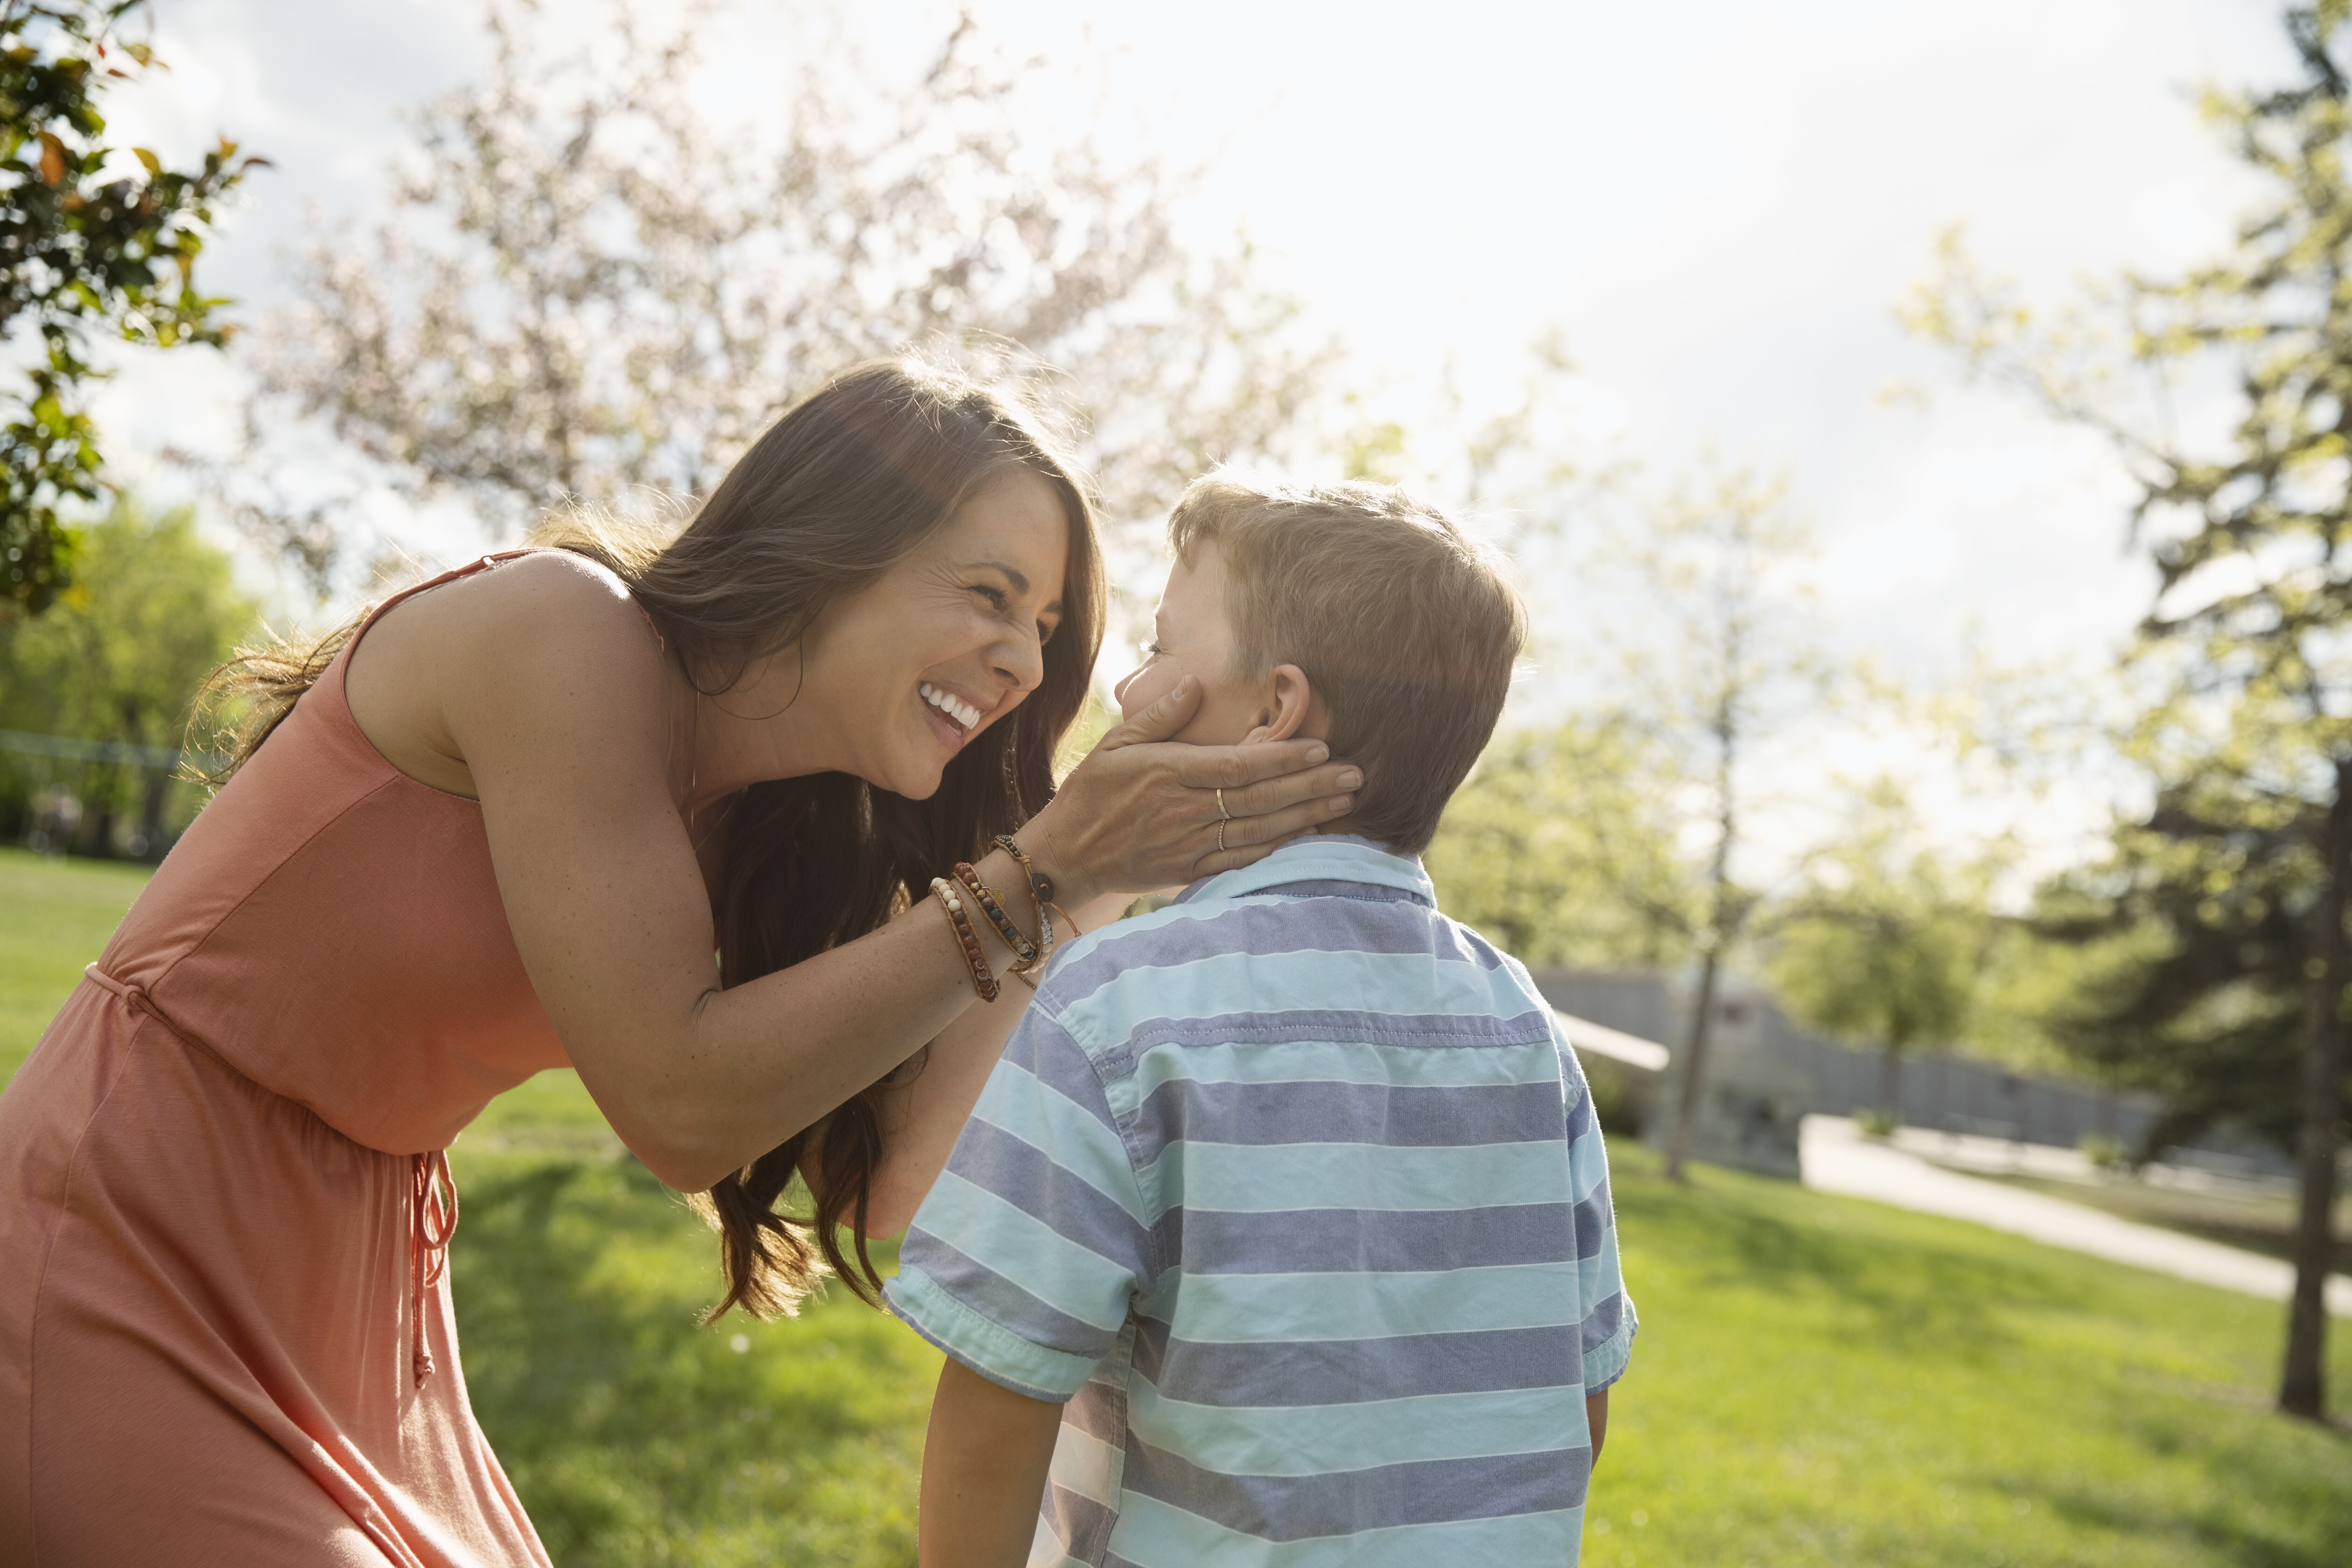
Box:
[2078,1133,2132,1174]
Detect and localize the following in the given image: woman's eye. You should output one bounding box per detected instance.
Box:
[1037,622,1056,646]
[971,584,1010,610]
[1142,640,1166,658]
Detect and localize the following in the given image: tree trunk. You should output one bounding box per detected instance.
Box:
[1664,944,1723,1182]
[80,756,126,858]
[1880,1046,1903,1123]
[1667,686,1741,1185]
[136,764,170,860]
[2282,757,2352,1420]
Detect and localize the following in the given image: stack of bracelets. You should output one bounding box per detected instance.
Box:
[931,834,1060,1002]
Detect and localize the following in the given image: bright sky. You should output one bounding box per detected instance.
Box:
[85,0,2295,880]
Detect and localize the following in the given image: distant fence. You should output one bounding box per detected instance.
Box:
[1533,967,2296,1180]
[0,729,221,773]
[0,729,223,862]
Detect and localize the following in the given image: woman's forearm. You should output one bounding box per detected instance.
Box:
[863,877,1123,1232]
[589,844,1041,1192]
[863,988,1028,1235]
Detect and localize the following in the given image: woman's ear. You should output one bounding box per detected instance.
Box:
[1241,664,1314,745]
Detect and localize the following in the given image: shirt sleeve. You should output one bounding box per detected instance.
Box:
[886,1003,1157,1402]
[1558,1028,1638,1392]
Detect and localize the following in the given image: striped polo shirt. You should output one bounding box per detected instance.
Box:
[887,835,1636,1567]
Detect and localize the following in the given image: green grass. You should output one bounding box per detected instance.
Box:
[1597,1141,2352,1567]
[5,848,2350,1566]
[0,846,153,1080]
[446,1133,938,1567]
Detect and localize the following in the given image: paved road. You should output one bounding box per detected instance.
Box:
[1799,1114,2352,1316]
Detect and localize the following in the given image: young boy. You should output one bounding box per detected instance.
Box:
[886,475,1637,1567]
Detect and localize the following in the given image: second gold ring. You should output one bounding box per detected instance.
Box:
[1216,786,1232,821]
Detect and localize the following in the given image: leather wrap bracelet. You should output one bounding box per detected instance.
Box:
[931,876,999,1002]
[993,834,1055,909]
[952,862,1040,966]
[990,835,1057,979]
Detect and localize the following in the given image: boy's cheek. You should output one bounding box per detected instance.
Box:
[1172,690,1257,748]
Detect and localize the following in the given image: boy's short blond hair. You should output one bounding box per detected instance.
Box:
[1167,474,1525,853]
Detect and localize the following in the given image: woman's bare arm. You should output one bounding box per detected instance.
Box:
[369,555,1356,1193]
[444,560,1006,1190]
[862,756,1290,1230]
[864,999,1024,1237]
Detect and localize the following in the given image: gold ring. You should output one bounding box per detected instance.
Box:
[1216,786,1232,821]
[1217,819,1228,853]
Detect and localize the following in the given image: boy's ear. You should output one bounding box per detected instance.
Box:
[1242,664,1313,745]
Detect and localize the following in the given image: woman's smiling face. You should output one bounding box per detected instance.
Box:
[793,466,1070,800]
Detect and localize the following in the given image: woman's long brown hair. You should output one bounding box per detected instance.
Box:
[197,358,1105,1320]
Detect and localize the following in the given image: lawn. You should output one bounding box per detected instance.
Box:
[0,845,153,1080]
[1598,1146,2352,1568]
[5,847,2350,1566]
[444,1139,937,1567]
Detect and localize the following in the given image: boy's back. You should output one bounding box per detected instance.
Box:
[888,835,1637,1567]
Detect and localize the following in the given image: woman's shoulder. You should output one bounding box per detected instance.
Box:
[348,549,670,794]
[402,549,660,670]
[476,547,643,622]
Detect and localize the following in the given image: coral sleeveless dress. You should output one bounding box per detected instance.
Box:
[0,554,570,1566]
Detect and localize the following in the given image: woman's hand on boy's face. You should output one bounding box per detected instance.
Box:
[1115,544,1271,746]
[1020,675,1360,906]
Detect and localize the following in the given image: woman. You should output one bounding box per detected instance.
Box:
[0,360,1359,1565]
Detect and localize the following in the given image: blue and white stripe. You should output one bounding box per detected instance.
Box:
[888,836,1636,1567]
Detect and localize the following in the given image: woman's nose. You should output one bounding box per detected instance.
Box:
[995,628,1046,692]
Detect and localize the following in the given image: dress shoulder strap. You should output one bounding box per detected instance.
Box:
[349,549,545,644]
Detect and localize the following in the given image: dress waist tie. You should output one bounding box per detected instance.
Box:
[83,962,180,1025]
[411,1148,459,1386]
[82,963,462,1388]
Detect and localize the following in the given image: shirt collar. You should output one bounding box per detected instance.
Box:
[1171,834,1436,908]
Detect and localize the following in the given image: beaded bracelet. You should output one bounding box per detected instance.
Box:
[952,862,1040,967]
[931,876,999,1002]
[991,834,1056,976]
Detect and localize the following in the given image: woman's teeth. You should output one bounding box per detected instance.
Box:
[920,682,981,730]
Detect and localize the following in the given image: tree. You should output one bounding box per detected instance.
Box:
[0,1,261,613]
[0,497,256,852]
[1426,714,1696,971]
[1906,1,2352,1419]
[214,0,1332,602]
[1598,469,1825,1180]
[1767,781,1995,1119]
[2031,696,2352,1162]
